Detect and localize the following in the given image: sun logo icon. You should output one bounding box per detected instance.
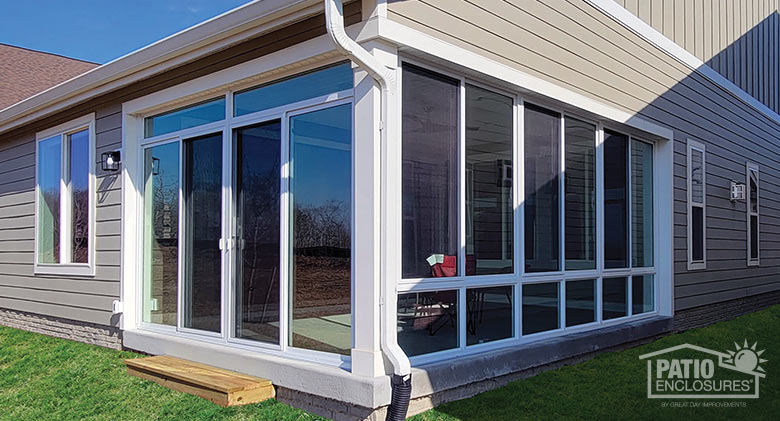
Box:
[723,340,768,374]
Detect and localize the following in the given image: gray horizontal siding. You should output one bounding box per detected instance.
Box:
[388,0,780,310]
[0,3,364,328]
[0,105,121,326]
[614,0,780,114]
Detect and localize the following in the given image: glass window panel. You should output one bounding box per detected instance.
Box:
[632,275,654,315]
[290,104,352,355]
[631,139,653,268]
[466,286,513,345]
[69,130,90,264]
[690,149,704,204]
[401,65,459,278]
[564,118,596,270]
[692,206,704,262]
[183,133,223,333]
[142,142,179,326]
[522,282,559,334]
[602,277,627,320]
[565,279,595,327]
[398,290,458,356]
[465,85,513,275]
[524,104,560,273]
[749,170,758,213]
[144,97,226,138]
[234,62,354,117]
[751,215,759,260]
[38,135,61,264]
[604,130,628,269]
[233,121,281,344]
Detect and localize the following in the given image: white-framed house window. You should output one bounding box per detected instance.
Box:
[687,139,706,270]
[34,114,96,276]
[747,162,759,266]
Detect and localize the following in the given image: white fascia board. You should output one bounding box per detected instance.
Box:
[0,0,324,135]
[586,0,780,127]
[374,17,674,141]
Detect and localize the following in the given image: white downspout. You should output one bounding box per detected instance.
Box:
[323,0,411,379]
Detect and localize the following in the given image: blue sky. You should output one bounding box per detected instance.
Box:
[0,0,251,64]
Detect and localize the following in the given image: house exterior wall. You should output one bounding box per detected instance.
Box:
[386,0,780,312]
[0,2,362,335]
[614,0,780,113]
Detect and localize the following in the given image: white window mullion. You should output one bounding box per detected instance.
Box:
[458,79,466,278]
[59,134,70,265]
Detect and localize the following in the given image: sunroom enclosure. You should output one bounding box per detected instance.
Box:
[120,40,671,376]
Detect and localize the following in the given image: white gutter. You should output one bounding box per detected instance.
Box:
[324,0,411,378]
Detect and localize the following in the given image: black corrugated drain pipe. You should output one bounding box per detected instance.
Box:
[387,374,412,421]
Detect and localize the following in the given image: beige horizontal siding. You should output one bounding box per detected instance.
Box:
[614,0,779,113]
[388,0,780,310]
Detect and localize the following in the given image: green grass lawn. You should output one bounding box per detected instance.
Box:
[413,304,780,421]
[0,305,778,421]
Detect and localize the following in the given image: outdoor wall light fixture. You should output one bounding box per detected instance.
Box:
[730,181,746,202]
[101,150,121,172]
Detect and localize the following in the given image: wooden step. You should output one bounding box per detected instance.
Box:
[125,355,274,407]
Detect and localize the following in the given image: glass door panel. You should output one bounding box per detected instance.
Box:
[233,121,282,344]
[183,133,223,333]
[141,142,179,326]
[289,103,352,355]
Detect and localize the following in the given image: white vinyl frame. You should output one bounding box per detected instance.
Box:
[396,59,661,365]
[687,139,707,271]
[33,113,96,277]
[746,162,759,266]
[130,68,355,369]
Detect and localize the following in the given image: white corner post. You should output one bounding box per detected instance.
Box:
[351,39,400,377]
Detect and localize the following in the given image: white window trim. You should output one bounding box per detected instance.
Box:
[34,113,96,277]
[687,139,706,271]
[747,162,759,266]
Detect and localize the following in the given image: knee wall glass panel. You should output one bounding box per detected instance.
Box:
[522,282,559,334]
[233,121,281,344]
[565,279,595,327]
[37,135,61,264]
[290,104,352,355]
[524,105,560,273]
[398,291,459,356]
[631,140,653,268]
[466,286,513,345]
[142,142,180,326]
[632,275,654,315]
[401,65,459,278]
[604,130,628,269]
[564,119,596,270]
[465,85,514,275]
[603,277,627,320]
[183,133,223,333]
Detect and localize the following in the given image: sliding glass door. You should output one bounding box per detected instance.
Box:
[232,121,282,344]
[182,133,223,333]
[138,63,355,359]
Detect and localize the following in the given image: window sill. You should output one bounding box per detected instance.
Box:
[34,264,95,277]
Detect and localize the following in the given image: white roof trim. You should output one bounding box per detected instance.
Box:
[0,0,326,135]
[586,0,780,127]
